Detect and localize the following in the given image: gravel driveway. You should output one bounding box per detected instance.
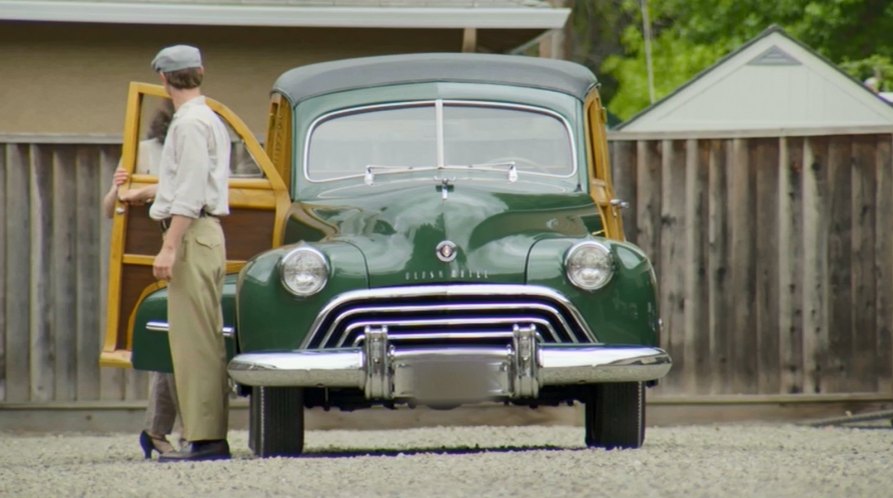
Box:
[1,424,890,497]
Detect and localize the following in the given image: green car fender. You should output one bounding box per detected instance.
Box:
[131,275,239,373]
[236,242,369,353]
[526,237,660,347]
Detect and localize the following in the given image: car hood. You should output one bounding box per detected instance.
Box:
[285,183,598,287]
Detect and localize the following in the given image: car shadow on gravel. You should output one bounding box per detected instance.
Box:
[293,445,578,459]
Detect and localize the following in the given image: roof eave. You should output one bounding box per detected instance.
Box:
[0,1,570,29]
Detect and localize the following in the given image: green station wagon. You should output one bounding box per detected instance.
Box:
[102,53,671,456]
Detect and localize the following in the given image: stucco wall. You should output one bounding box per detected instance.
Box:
[0,21,463,136]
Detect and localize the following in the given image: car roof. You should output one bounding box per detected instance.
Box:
[273,53,598,104]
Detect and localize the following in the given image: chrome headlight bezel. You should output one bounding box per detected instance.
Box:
[564,240,614,291]
[279,246,329,297]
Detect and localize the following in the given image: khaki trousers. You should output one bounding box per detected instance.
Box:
[167,216,229,442]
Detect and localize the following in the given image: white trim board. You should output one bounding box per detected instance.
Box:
[0,1,570,29]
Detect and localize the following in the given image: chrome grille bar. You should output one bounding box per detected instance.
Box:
[339,316,556,347]
[318,302,581,348]
[301,284,597,349]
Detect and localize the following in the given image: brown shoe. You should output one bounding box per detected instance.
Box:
[158,440,231,462]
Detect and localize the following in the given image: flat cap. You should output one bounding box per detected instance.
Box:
[151,45,202,73]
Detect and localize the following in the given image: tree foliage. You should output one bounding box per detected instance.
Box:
[575,0,893,120]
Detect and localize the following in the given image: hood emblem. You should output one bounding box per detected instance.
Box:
[436,240,457,262]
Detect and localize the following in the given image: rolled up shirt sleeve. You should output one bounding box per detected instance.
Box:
[169,118,210,218]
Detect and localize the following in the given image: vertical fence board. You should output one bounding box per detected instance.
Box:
[683,139,709,393]
[98,147,126,401]
[0,145,6,401]
[730,139,759,393]
[825,137,854,393]
[611,141,638,243]
[76,145,102,400]
[635,140,662,264]
[29,145,54,402]
[778,137,805,394]
[658,140,687,392]
[52,146,78,401]
[801,137,830,394]
[755,138,781,393]
[876,136,893,394]
[6,145,31,402]
[850,135,878,392]
[707,140,731,394]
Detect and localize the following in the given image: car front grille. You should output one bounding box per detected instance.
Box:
[301,284,596,349]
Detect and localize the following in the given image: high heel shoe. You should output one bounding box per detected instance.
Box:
[139,430,176,459]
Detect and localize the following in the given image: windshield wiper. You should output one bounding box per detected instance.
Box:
[363,161,519,186]
[439,162,518,183]
[363,164,437,185]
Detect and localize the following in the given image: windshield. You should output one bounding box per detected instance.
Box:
[306,100,575,182]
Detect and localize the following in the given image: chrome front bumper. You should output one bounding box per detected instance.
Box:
[228,326,671,401]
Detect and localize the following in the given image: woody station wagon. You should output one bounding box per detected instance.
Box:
[102,53,671,456]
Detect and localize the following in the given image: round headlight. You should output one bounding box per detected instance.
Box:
[280,247,329,297]
[565,241,614,291]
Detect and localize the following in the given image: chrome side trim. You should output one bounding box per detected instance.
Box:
[146,321,235,338]
[301,284,597,348]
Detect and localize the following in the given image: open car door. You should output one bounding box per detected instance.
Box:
[100,83,291,369]
[584,89,625,241]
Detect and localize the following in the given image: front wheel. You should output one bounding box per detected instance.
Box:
[584,382,645,449]
[249,386,305,457]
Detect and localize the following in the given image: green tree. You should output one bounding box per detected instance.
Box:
[589,0,893,120]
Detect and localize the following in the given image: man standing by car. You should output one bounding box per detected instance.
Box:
[148,44,231,462]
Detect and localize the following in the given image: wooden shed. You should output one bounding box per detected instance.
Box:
[617,26,893,134]
[608,27,893,408]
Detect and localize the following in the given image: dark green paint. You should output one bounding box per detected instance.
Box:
[132,275,239,372]
[236,242,368,353]
[526,238,660,347]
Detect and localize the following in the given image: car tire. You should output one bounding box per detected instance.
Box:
[248,386,305,457]
[584,382,645,449]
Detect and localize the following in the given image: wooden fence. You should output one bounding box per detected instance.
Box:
[610,132,893,396]
[1,132,891,404]
[0,138,150,404]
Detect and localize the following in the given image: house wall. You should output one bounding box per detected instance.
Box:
[0,21,462,136]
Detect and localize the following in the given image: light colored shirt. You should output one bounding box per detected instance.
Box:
[150,96,230,221]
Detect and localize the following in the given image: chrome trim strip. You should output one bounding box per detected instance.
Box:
[317,301,579,348]
[227,345,671,391]
[301,284,597,349]
[146,321,235,338]
[352,330,544,347]
[303,100,577,183]
[338,316,557,348]
[435,99,445,167]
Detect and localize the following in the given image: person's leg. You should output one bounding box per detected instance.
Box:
[144,371,178,436]
[167,217,229,443]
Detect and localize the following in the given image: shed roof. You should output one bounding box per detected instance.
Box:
[616,26,893,136]
[273,52,598,104]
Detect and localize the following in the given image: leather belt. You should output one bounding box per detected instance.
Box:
[159,209,216,232]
